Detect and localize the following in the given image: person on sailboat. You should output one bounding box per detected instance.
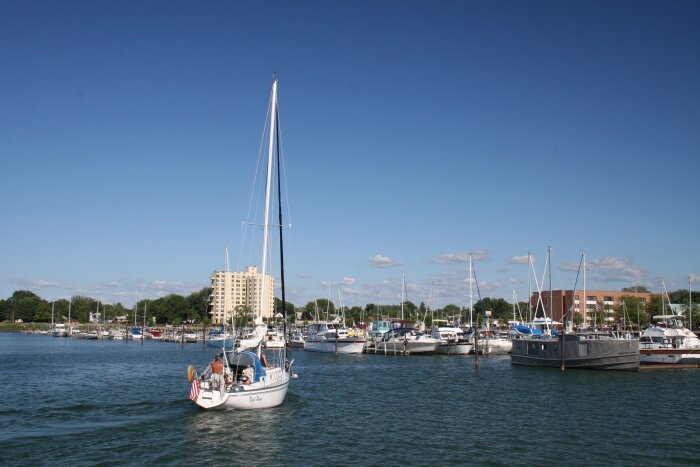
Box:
[210,355,224,391]
[241,365,254,385]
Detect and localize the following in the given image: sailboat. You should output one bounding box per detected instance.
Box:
[189,78,293,410]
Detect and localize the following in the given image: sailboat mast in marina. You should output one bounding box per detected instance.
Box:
[189,78,293,410]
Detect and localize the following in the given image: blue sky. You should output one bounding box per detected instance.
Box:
[1,1,699,310]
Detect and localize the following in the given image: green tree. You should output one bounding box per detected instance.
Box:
[274,297,296,320]
[472,297,512,325]
[33,301,52,322]
[7,291,45,323]
[617,296,648,328]
[304,299,335,320]
[621,286,650,293]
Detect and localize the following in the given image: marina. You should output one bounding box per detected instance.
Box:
[2,332,700,466]
[2,3,699,466]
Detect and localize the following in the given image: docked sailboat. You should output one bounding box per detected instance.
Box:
[189,78,293,410]
[207,325,234,348]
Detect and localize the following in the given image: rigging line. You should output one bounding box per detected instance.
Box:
[471,261,486,319]
[529,253,546,319]
[275,104,294,238]
[237,88,274,272]
[565,254,584,324]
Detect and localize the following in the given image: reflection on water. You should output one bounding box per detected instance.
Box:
[2,333,700,466]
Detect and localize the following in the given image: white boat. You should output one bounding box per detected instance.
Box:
[207,326,234,348]
[189,78,292,410]
[463,328,513,355]
[264,328,286,349]
[50,323,68,337]
[130,326,144,340]
[109,327,126,340]
[289,329,306,348]
[430,321,473,355]
[304,322,366,354]
[640,314,700,364]
[183,331,199,343]
[372,327,440,355]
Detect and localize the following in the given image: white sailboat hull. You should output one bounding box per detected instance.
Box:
[194,367,290,410]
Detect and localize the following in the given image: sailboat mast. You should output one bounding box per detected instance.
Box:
[690,274,693,331]
[275,105,288,345]
[548,246,552,325]
[527,252,532,323]
[469,255,473,327]
[401,273,405,321]
[258,79,277,326]
[583,253,586,327]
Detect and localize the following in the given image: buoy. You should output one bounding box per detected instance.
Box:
[187,365,195,382]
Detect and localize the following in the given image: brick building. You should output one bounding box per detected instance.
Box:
[530,290,652,325]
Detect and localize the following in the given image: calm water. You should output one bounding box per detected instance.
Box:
[1,333,699,466]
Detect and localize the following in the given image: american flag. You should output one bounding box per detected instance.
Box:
[189,379,200,401]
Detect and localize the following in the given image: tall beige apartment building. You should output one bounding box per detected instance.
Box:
[209,266,276,324]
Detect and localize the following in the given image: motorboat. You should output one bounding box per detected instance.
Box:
[304,322,366,354]
[109,328,126,340]
[463,328,512,355]
[289,329,306,348]
[372,327,440,355]
[264,328,286,349]
[639,315,700,364]
[50,323,68,337]
[430,321,473,355]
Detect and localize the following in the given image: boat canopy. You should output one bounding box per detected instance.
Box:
[653,314,685,321]
[511,325,543,335]
[208,325,226,335]
[225,350,266,382]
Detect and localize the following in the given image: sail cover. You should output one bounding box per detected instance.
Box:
[235,324,267,353]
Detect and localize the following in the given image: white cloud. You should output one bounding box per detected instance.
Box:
[369,254,403,268]
[560,256,645,283]
[8,277,207,306]
[430,250,490,265]
[510,255,535,265]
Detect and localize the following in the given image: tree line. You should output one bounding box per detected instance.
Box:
[0,288,211,326]
[2,285,699,329]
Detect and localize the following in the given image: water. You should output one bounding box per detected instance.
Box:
[1,333,699,466]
